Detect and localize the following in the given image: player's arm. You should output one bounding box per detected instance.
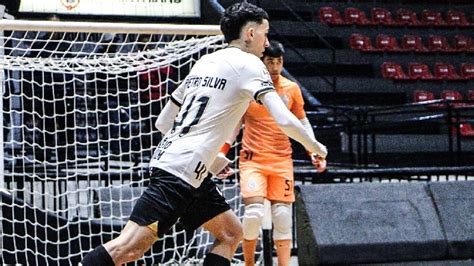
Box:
[211,119,243,179]
[209,153,234,179]
[261,91,328,158]
[155,75,186,134]
[154,98,180,134]
[300,117,327,172]
[220,119,243,155]
[300,117,319,155]
[290,86,327,171]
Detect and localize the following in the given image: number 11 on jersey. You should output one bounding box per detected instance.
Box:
[172,95,210,137]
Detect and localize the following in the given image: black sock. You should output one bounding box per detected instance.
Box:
[81,245,115,266]
[203,253,230,266]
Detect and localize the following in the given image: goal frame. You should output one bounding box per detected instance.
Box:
[0,18,246,265]
[0,19,221,34]
[0,18,221,187]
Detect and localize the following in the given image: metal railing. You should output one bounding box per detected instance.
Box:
[297,99,474,183]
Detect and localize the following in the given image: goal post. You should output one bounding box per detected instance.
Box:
[0,19,222,35]
[0,18,5,191]
[0,19,267,265]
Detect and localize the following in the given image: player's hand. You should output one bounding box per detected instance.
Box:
[316,142,328,158]
[311,153,327,173]
[311,141,327,159]
[216,164,235,179]
[210,152,234,178]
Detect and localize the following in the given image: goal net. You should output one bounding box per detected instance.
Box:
[0,19,259,265]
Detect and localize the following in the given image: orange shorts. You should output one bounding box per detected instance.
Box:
[239,159,294,202]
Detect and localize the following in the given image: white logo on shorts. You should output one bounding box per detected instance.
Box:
[247,179,257,191]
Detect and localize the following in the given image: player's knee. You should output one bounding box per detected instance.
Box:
[112,240,146,262]
[271,203,292,240]
[242,203,264,240]
[126,248,146,262]
[217,221,243,247]
[110,232,152,263]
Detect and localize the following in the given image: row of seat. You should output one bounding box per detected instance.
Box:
[381,62,474,80]
[414,89,474,137]
[350,33,474,53]
[414,89,474,105]
[320,7,473,27]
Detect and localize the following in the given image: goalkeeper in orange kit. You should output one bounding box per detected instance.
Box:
[220,40,327,266]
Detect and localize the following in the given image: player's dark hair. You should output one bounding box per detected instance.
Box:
[263,40,285,58]
[220,2,269,43]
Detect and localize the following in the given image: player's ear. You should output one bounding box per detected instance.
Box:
[247,27,255,40]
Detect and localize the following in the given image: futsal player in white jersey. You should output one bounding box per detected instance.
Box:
[81,2,327,266]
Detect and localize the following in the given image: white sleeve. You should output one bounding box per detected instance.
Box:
[155,74,187,134]
[225,119,242,145]
[170,78,186,106]
[209,152,231,175]
[155,99,180,134]
[300,117,316,143]
[261,91,328,158]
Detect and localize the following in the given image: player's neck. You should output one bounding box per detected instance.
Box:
[227,41,247,53]
[271,75,280,83]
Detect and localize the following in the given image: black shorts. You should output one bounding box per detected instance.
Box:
[129,168,231,238]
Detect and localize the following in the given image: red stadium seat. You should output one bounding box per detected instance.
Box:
[434,63,462,80]
[400,35,429,52]
[451,118,474,137]
[381,62,408,80]
[414,89,444,108]
[344,7,371,25]
[319,7,346,25]
[441,89,463,100]
[375,34,401,52]
[460,63,474,79]
[453,35,473,52]
[441,89,465,107]
[371,8,395,25]
[459,123,474,137]
[349,33,375,51]
[420,10,446,26]
[408,63,435,80]
[427,35,454,52]
[446,10,470,27]
[413,89,436,102]
[395,8,420,26]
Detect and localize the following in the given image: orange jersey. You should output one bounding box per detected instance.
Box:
[240,75,305,163]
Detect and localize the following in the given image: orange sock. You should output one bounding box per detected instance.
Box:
[243,239,258,266]
[275,239,291,266]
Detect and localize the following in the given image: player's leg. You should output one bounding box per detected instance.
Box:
[242,196,265,266]
[240,162,268,266]
[267,160,294,266]
[270,201,292,266]
[82,168,189,265]
[202,209,243,265]
[81,214,159,266]
[81,220,157,266]
[81,200,160,266]
[180,176,242,265]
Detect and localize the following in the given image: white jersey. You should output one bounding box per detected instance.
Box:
[149,47,274,188]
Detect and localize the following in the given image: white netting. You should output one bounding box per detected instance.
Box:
[0,20,260,265]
